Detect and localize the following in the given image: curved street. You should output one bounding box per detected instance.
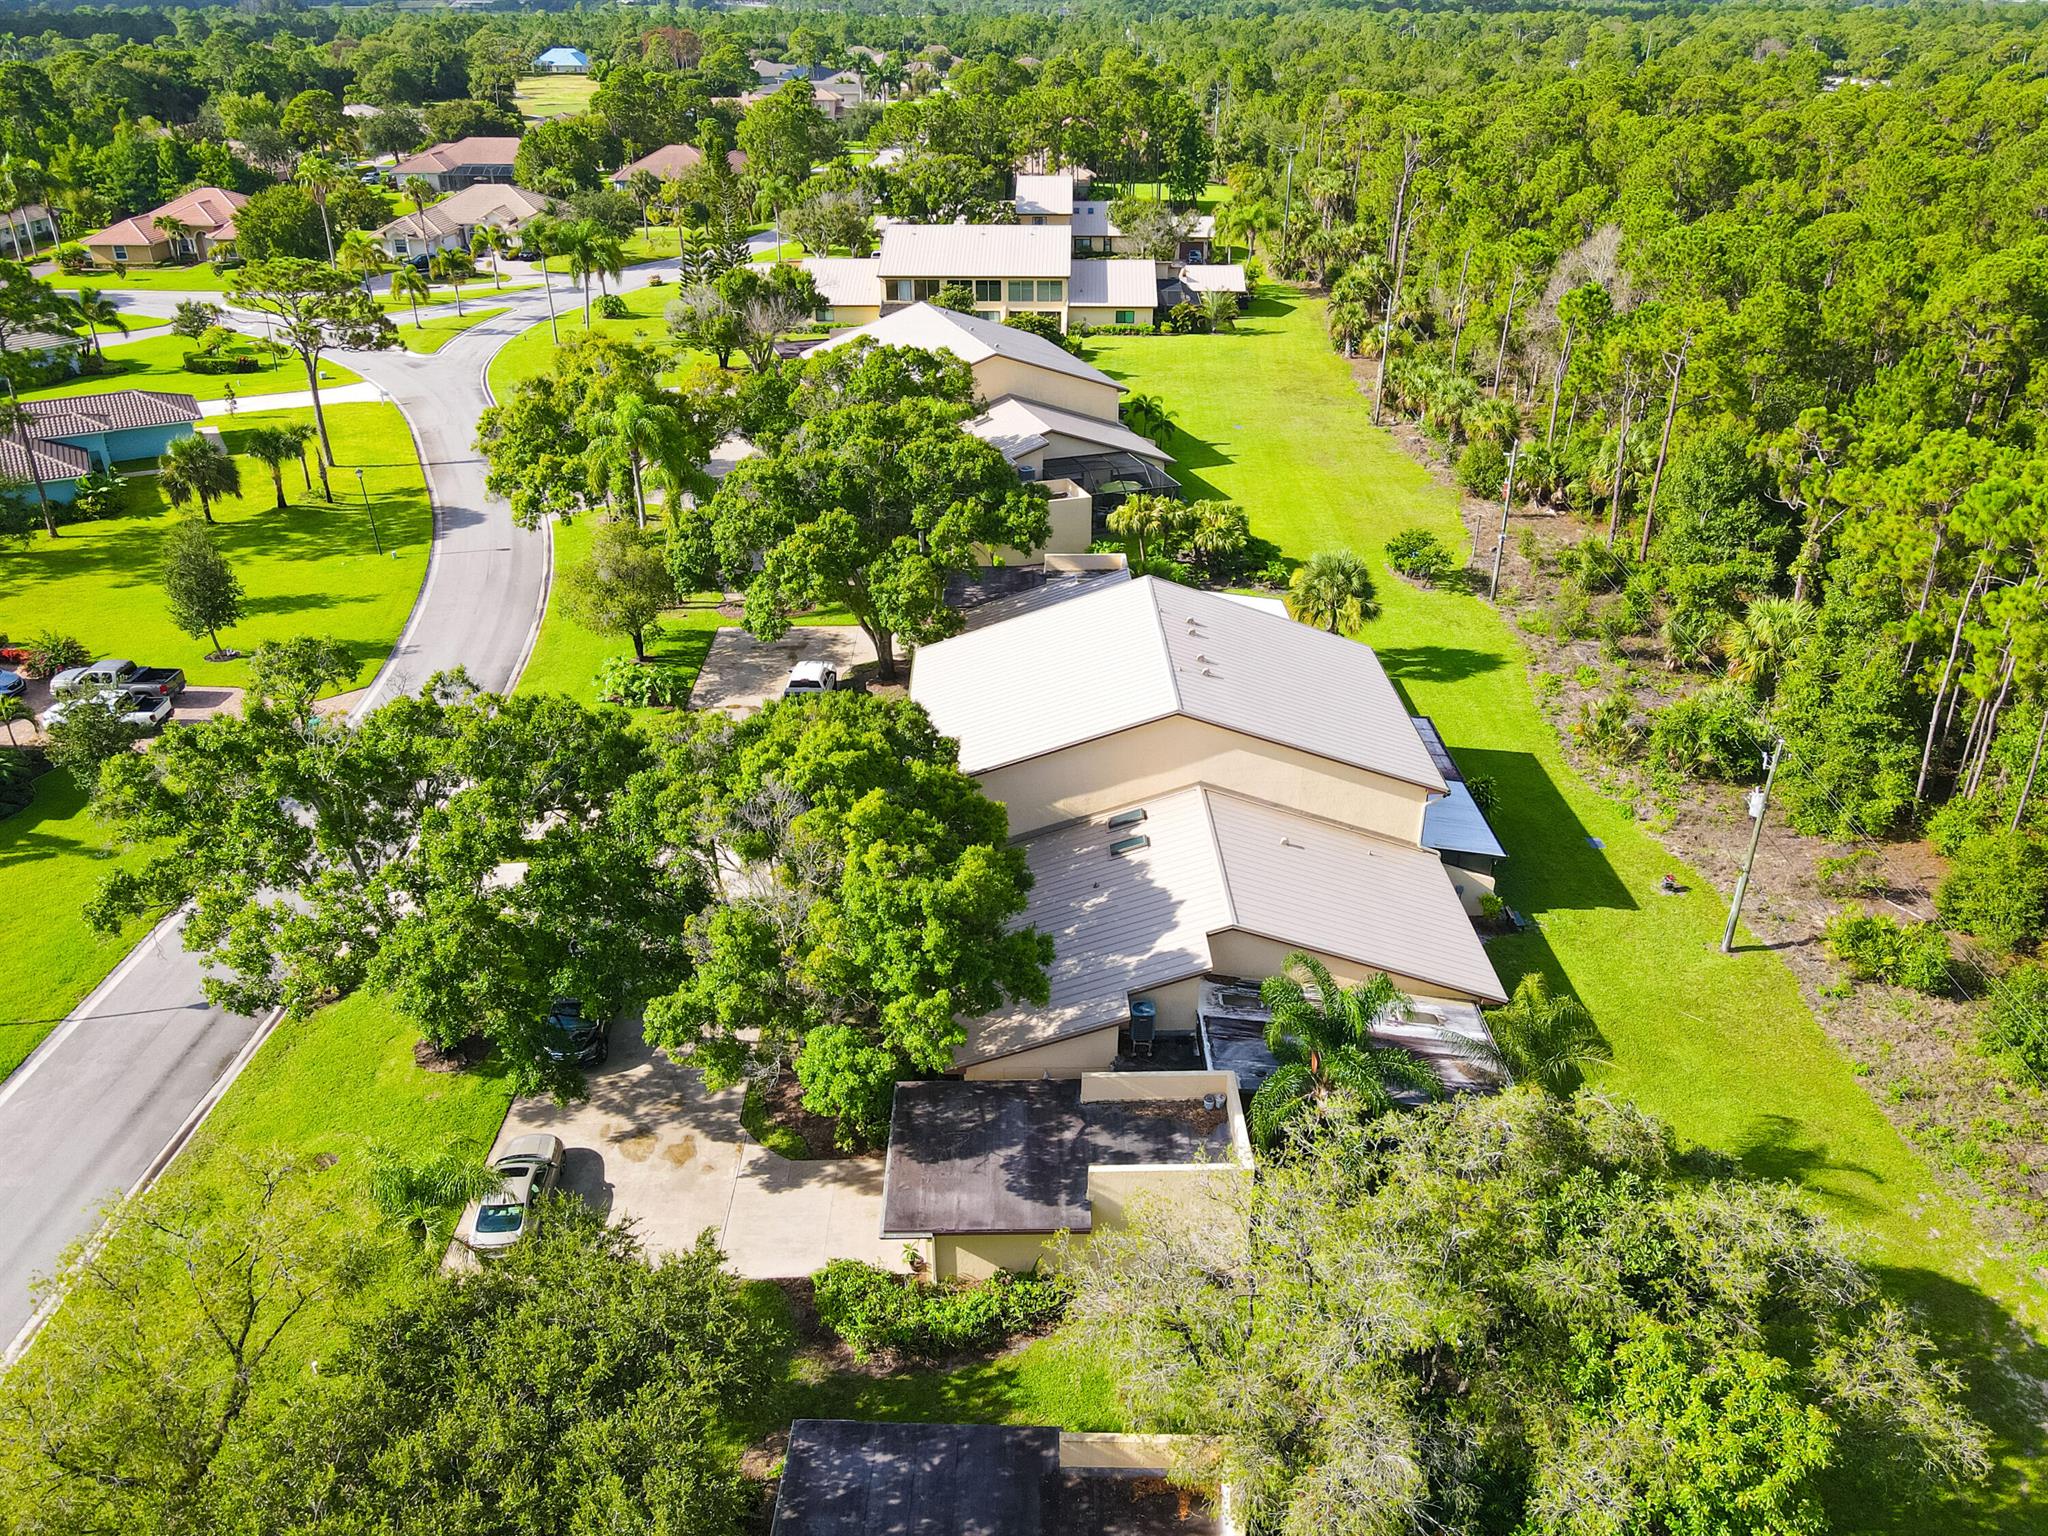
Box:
[0,251,711,1347]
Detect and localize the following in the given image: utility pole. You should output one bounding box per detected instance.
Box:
[1489,441,1518,601]
[1280,139,1301,268]
[355,466,382,556]
[1721,738,1784,955]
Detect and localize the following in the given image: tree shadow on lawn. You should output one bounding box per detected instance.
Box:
[1841,1265,2048,1536]
[1452,745,1637,913]
[1376,644,1507,687]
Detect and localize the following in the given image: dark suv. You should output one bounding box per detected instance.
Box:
[541,998,611,1065]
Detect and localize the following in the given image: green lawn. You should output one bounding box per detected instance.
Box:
[3,401,429,692]
[486,282,721,397]
[516,72,597,120]
[379,281,534,313]
[393,306,509,354]
[0,771,151,1075]
[46,264,232,293]
[21,333,360,404]
[1086,290,2048,1535]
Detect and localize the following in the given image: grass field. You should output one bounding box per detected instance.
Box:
[393,306,509,354]
[1084,290,2047,1533]
[3,401,429,692]
[0,771,150,1076]
[516,73,598,120]
[46,264,232,293]
[487,282,724,397]
[379,281,535,313]
[21,333,360,404]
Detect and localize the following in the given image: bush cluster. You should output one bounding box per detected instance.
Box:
[1385,527,1456,585]
[591,655,691,707]
[1934,829,2048,955]
[1822,909,1952,995]
[1983,963,2048,1082]
[812,1259,1069,1362]
[1649,684,1761,781]
[182,352,264,375]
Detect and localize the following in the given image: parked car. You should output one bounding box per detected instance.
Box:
[49,658,186,702]
[541,998,610,1066]
[784,660,841,698]
[467,1133,566,1255]
[40,689,174,732]
[405,252,433,273]
[0,670,23,699]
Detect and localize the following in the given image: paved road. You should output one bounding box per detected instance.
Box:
[0,260,630,1346]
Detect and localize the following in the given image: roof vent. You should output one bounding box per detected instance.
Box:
[1202,668,1220,678]
[1109,834,1151,857]
[1107,808,1147,830]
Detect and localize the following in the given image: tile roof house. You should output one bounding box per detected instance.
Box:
[390,137,522,193]
[608,143,747,188]
[772,1420,1226,1535]
[81,187,246,268]
[0,390,202,503]
[375,182,557,258]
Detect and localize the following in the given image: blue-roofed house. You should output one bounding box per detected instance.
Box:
[532,46,589,74]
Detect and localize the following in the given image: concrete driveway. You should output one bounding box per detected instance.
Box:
[687,625,877,716]
[461,1016,904,1277]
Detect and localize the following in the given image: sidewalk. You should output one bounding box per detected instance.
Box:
[198,381,385,417]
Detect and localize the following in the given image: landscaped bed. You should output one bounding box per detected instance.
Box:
[19,332,361,403]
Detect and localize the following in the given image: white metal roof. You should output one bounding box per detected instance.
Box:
[910,575,1447,792]
[806,303,1120,392]
[965,394,1171,466]
[1421,781,1507,861]
[878,223,1071,279]
[1071,200,1114,238]
[800,256,882,307]
[1013,173,1075,217]
[957,786,1505,1065]
[1178,264,1247,295]
[1069,258,1158,308]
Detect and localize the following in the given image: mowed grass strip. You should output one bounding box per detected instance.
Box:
[20,332,361,403]
[393,307,510,354]
[1086,289,2047,1533]
[2,401,430,692]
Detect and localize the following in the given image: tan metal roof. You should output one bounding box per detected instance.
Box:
[807,302,1120,392]
[910,574,1448,791]
[956,786,1506,1066]
[1013,173,1075,217]
[1178,264,1247,295]
[800,256,882,307]
[1068,258,1157,308]
[878,223,1071,279]
[966,394,1170,465]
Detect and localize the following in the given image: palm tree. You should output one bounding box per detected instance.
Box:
[0,695,27,746]
[1201,289,1239,333]
[335,228,389,294]
[1105,492,1185,566]
[1286,551,1379,633]
[158,433,242,524]
[587,392,684,527]
[470,224,500,288]
[1249,952,1445,1147]
[524,213,564,344]
[67,288,127,360]
[752,171,795,256]
[243,425,301,509]
[560,219,623,325]
[402,175,436,227]
[1722,595,1815,695]
[366,1145,503,1253]
[626,167,662,241]
[1470,974,1609,1096]
[1327,295,1372,358]
[294,154,343,262]
[281,421,316,494]
[154,215,194,263]
[1121,393,1177,449]
[390,263,430,329]
[429,249,474,315]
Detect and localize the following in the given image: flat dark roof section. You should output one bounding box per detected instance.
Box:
[881,1080,1231,1238]
[772,1419,1055,1536]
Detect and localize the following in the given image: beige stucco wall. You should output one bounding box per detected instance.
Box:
[1071,305,1154,330]
[1088,1162,1248,1231]
[1441,861,1498,915]
[972,353,1121,422]
[962,1023,1119,1080]
[1206,928,1487,1004]
[932,1230,1070,1282]
[981,714,1435,842]
[1132,974,1203,1035]
[981,484,1094,566]
[825,303,882,326]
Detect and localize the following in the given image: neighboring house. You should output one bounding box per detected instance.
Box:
[1174,263,1248,298]
[815,69,865,111]
[809,302,1123,421]
[881,1072,1251,1280]
[910,574,1451,840]
[531,46,590,73]
[608,143,747,188]
[1072,199,1215,262]
[964,393,1176,526]
[80,187,246,268]
[0,390,202,503]
[750,57,811,86]
[875,223,1074,328]
[3,327,86,383]
[375,183,556,259]
[1412,714,1508,914]
[772,1420,1230,1534]
[798,256,883,326]
[389,137,522,194]
[1068,256,1158,328]
[0,203,57,256]
[1013,173,1076,225]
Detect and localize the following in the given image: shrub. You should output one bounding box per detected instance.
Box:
[1549,579,1593,640]
[1131,554,1195,585]
[1822,909,1952,995]
[1455,438,1507,498]
[182,352,264,375]
[812,1259,1069,1362]
[1649,684,1761,781]
[1574,695,1643,762]
[1167,300,1209,335]
[1815,849,1886,900]
[23,631,87,678]
[53,242,92,274]
[1464,773,1500,816]
[1385,527,1456,585]
[598,293,629,319]
[171,300,226,339]
[69,471,123,521]
[1982,962,2048,1082]
[647,273,666,287]
[1925,794,2002,859]
[1003,310,1081,354]
[591,655,691,707]
[1935,829,2048,954]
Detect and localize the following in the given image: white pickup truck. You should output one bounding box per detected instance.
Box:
[49,657,187,702]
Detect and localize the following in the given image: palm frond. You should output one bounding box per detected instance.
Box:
[1248,1062,1317,1149]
